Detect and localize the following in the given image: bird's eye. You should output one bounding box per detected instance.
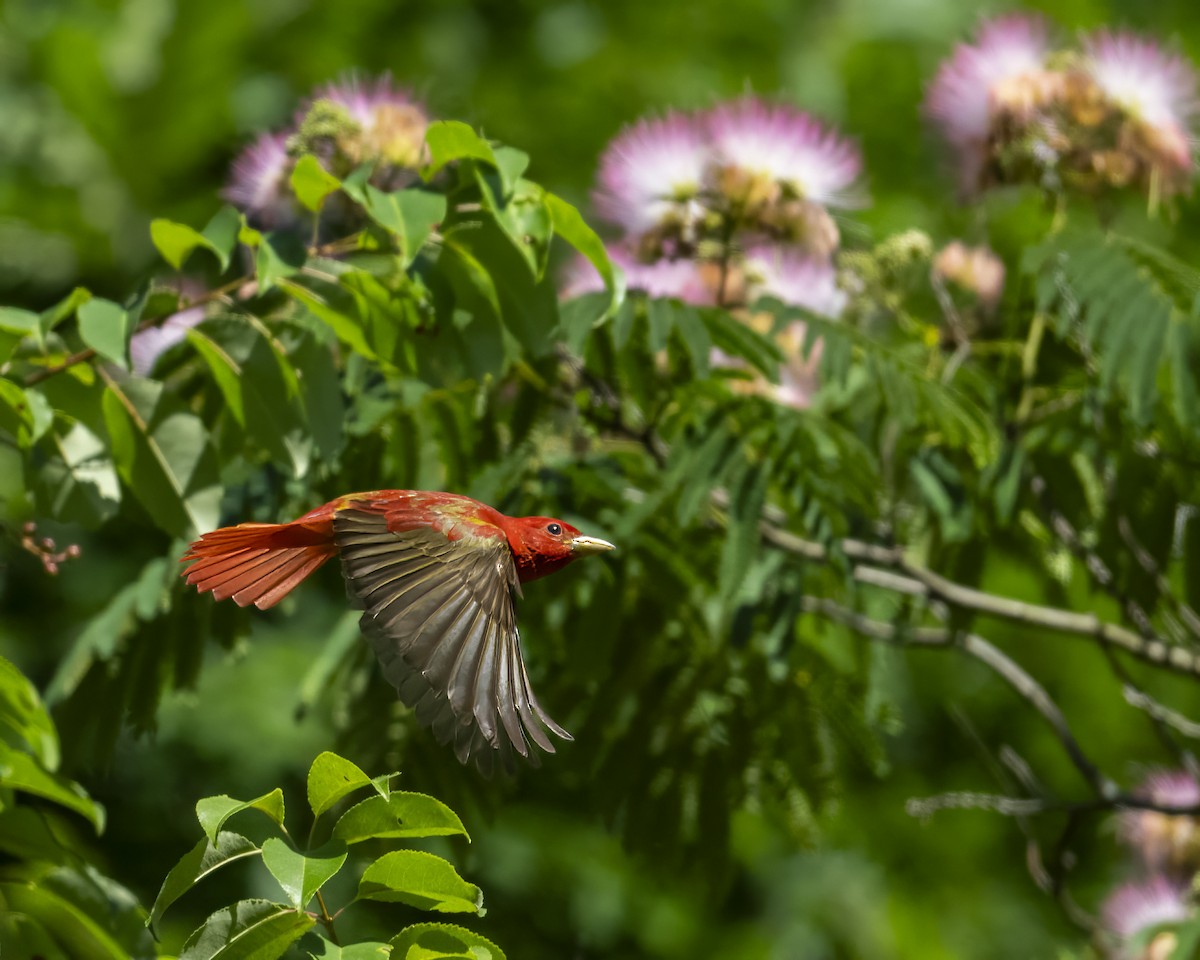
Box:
[546,523,562,536]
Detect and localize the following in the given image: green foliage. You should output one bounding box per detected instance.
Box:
[6,7,1200,957]
[150,750,493,960]
[0,656,152,959]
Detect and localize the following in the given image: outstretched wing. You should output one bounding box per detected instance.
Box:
[333,507,571,774]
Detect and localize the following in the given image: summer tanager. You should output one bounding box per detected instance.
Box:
[181,490,614,773]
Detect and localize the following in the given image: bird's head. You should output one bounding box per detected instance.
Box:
[504,516,615,582]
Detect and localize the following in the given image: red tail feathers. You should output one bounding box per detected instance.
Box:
[182,520,337,610]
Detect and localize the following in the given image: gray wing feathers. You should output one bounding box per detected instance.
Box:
[333,508,570,773]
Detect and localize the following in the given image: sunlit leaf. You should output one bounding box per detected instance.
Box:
[100,376,222,538]
[291,155,342,212]
[308,940,392,960]
[151,207,240,273]
[390,923,506,960]
[333,792,468,844]
[260,838,347,910]
[257,232,308,292]
[0,655,59,769]
[0,306,41,360]
[306,751,382,818]
[196,789,286,845]
[0,743,104,831]
[179,899,315,960]
[186,320,309,476]
[0,380,53,447]
[0,876,131,960]
[356,851,482,914]
[77,298,132,369]
[148,831,261,931]
[546,192,622,317]
[423,121,497,180]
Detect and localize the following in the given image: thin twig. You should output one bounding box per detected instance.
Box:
[747,513,1200,678]
[799,594,1114,797]
[1123,687,1200,740]
[1117,514,1200,642]
[22,276,249,386]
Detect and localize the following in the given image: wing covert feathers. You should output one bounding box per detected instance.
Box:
[333,507,571,774]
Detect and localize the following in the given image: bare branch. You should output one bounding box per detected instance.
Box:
[1122,686,1200,740]
[756,516,1200,677]
[799,595,1116,797]
[1117,514,1200,641]
[906,791,1055,819]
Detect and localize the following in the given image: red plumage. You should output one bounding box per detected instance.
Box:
[181,490,615,772]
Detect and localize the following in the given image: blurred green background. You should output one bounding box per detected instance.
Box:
[3,0,1200,956]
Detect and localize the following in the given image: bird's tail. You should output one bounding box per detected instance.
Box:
[181,519,337,610]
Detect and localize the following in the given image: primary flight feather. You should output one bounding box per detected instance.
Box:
[181,490,614,774]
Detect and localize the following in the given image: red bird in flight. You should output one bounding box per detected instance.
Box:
[181,490,614,773]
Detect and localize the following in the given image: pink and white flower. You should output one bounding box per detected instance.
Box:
[744,246,845,316]
[130,285,208,377]
[707,98,863,208]
[1102,876,1190,951]
[223,132,294,226]
[932,241,1005,311]
[309,75,420,128]
[735,248,843,410]
[593,113,711,236]
[926,14,1052,146]
[1084,30,1197,172]
[1117,769,1200,875]
[308,75,429,168]
[560,249,712,306]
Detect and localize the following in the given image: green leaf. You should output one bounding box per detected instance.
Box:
[203,205,243,271]
[257,232,308,292]
[101,376,222,538]
[283,275,377,360]
[180,899,315,960]
[35,419,120,527]
[491,146,530,190]
[356,850,483,914]
[148,832,261,931]
[39,287,93,338]
[307,751,382,818]
[362,187,446,265]
[0,306,41,361]
[671,304,712,374]
[186,321,309,477]
[151,208,240,273]
[0,379,53,448]
[44,556,169,705]
[288,329,344,461]
[476,174,552,278]
[440,239,503,322]
[340,164,374,205]
[0,878,131,960]
[546,192,622,316]
[77,298,132,369]
[260,838,347,910]
[291,155,342,212]
[390,923,506,960]
[0,807,76,862]
[423,121,497,180]
[699,308,782,378]
[0,743,104,832]
[0,654,60,768]
[196,789,286,845]
[333,792,468,845]
[308,941,392,960]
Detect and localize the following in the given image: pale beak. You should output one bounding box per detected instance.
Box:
[570,535,616,556]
